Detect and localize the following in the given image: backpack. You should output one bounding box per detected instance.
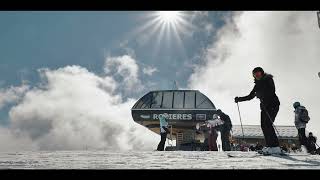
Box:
[299,107,310,123]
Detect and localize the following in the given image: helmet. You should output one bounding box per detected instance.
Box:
[293,102,300,108]
[252,67,264,80]
[252,67,264,74]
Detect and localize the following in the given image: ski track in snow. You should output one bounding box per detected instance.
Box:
[0,151,319,169]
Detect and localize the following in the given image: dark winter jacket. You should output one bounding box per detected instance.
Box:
[308,136,317,144]
[237,73,280,109]
[218,112,232,130]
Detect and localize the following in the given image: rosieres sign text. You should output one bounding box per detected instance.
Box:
[153,113,192,120]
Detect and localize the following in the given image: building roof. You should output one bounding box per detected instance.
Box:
[132,90,216,110]
[231,125,299,139]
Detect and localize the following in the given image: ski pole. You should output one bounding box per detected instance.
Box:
[236,102,245,144]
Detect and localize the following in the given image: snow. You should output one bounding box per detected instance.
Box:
[0,151,320,169]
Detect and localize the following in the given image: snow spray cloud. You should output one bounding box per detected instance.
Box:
[188,11,320,140]
[0,84,29,109]
[0,55,158,151]
[104,55,144,97]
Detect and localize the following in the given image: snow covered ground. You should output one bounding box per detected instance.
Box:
[0,151,319,169]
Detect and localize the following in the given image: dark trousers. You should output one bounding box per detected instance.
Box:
[261,105,279,147]
[309,142,317,152]
[208,128,218,151]
[221,128,231,151]
[157,133,167,151]
[298,128,312,152]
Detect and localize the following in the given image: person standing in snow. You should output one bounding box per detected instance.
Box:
[308,132,317,154]
[216,109,232,151]
[293,102,313,154]
[235,67,282,155]
[157,113,169,151]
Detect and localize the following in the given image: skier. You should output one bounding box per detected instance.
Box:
[307,132,317,154]
[216,109,232,151]
[235,67,282,155]
[157,113,169,151]
[293,102,313,154]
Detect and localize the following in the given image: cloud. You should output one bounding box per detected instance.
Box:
[188,11,320,140]
[0,84,29,109]
[104,55,144,95]
[0,61,158,151]
[0,126,37,151]
[142,66,158,76]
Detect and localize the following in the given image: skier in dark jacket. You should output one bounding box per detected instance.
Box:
[308,132,317,154]
[216,109,232,151]
[235,67,281,155]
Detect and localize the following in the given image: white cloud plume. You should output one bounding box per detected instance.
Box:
[0,56,158,151]
[0,126,37,151]
[189,11,320,139]
[0,84,29,109]
[104,55,144,94]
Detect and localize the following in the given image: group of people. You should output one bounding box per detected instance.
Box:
[157,67,319,155]
[202,110,232,151]
[283,132,318,153]
[156,110,232,152]
[293,102,318,154]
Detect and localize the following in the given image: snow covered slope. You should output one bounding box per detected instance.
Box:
[0,151,319,169]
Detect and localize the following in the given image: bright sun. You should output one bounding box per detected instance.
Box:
[130,11,195,57]
[158,11,181,23]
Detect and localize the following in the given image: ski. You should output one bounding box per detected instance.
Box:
[227,152,262,158]
[227,151,289,158]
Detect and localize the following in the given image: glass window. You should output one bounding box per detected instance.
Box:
[173,92,184,109]
[162,91,173,108]
[150,92,162,108]
[136,93,151,109]
[196,91,214,109]
[184,91,195,108]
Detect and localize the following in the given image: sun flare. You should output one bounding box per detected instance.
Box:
[157,11,181,24]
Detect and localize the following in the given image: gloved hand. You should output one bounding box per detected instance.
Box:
[163,127,170,134]
[235,97,240,103]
